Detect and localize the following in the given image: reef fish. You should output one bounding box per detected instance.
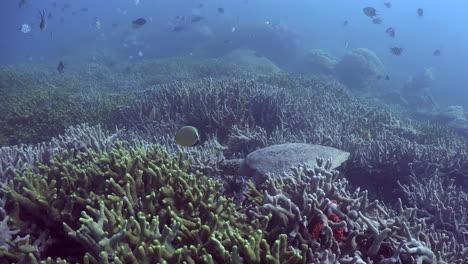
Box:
[363,7,377,18]
[417,8,424,16]
[372,17,383,24]
[433,49,441,56]
[390,47,403,56]
[175,126,200,147]
[93,17,101,30]
[173,26,185,32]
[39,10,47,31]
[57,61,65,73]
[18,0,26,8]
[385,27,395,37]
[132,18,146,28]
[191,15,204,23]
[20,24,32,33]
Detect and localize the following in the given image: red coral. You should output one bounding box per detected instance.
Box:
[308,221,323,240]
[328,213,345,242]
[307,200,345,242]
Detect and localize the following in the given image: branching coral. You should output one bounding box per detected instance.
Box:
[243,158,466,263]
[117,78,297,143]
[1,142,308,263]
[0,67,129,146]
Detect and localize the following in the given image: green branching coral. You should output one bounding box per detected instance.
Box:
[2,142,300,263]
[0,66,132,146]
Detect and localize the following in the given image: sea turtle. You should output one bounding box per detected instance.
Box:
[218,143,350,183]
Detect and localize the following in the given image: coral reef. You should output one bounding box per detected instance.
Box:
[221,49,283,76]
[1,142,303,263]
[116,78,297,143]
[243,159,467,263]
[0,124,123,183]
[134,57,240,87]
[0,66,130,146]
[334,48,385,91]
[434,105,468,136]
[3,138,464,263]
[114,74,468,203]
[0,66,467,263]
[205,22,301,69]
[304,49,338,76]
[402,67,436,111]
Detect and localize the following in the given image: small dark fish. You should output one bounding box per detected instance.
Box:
[377,75,390,80]
[132,18,147,28]
[57,61,65,73]
[48,13,53,19]
[372,17,383,24]
[39,10,47,31]
[60,17,64,23]
[71,11,77,15]
[124,66,132,73]
[363,7,377,18]
[417,8,424,16]
[385,27,395,37]
[218,8,224,14]
[198,3,204,8]
[80,8,88,12]
[342,20,348,26]
[19,0,26,8]
[191,16,204,23]
[390,47,403,56]
[52,2,56,8]
[173,26,185,32]
[174,15,186,21]
[224,39,232,44]
[112,23,118,28]
[63,3,71,9]
[433,49,441,56]
[384,2,391,8]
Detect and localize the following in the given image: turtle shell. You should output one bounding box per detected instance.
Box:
[243,143,350,178]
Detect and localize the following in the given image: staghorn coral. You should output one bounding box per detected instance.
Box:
[1,142,304,263]
[112,74,468,205]
[0,124,123,183]
[117,78,297,143]
[398,163,467,245]
[243,158,467,263]
[0,69,467,263]
[0,66,131,146]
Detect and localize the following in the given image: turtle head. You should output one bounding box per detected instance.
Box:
[218,158,254,176]
[218,158,244,175]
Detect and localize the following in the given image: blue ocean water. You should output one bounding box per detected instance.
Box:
[2,0,467,107]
